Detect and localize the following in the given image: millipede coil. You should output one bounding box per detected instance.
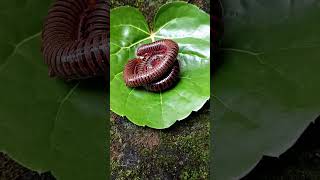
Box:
[123,39,180,92]
[41,0,109,80]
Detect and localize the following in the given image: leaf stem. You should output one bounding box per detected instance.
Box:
[150,31,155,42]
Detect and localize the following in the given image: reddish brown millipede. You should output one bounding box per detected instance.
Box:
[41,0,109,80]
[123,39,180,92]
[143,61,180,92]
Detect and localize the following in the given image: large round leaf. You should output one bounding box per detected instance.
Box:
[0,1,107,180]
[214,0,320,179]
[110,2,210,129]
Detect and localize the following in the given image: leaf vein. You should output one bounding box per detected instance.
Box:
[110,37,151,56]
[50,82,80,150]
[0,31,41,73]
[112,24,149,34]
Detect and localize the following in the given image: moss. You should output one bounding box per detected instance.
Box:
[160,109,210,180]
[111,102,210,179]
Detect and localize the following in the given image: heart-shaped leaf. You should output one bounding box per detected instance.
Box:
[0,1,107,180]
[214,0,320,179]
[110,2,210,129]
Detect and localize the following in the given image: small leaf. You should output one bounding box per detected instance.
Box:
[110,2,210,129]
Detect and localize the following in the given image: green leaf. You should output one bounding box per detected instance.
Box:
[0,1,107,180]
[110,2,210,129]
[214,0,320,179]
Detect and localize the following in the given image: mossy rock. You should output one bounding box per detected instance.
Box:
[111,103,210,179]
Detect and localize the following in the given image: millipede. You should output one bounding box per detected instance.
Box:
[41,0,109,80]
[123,39,180,92]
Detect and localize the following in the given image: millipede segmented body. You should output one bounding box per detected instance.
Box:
[143,61,180,92]
[41,0,109,80]
[123,39,180,92]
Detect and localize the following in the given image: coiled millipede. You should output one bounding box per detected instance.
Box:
[123,39,180,92]
[41,0,109,80]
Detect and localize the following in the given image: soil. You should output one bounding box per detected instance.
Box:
[0,152,55,180]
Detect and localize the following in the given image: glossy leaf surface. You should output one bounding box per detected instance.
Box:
[110,2,210,129]
[214,0,320,179]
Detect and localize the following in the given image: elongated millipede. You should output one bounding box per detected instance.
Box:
[123,39,180,92]
[41,0,109,80]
